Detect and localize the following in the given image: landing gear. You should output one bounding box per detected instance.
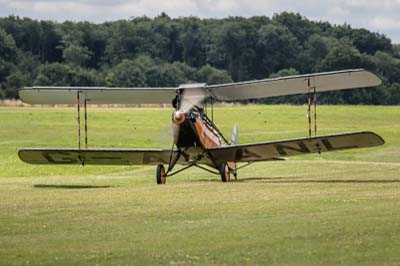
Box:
[219,162,230,182]
[156,160,235,184]
[156,164,166,184]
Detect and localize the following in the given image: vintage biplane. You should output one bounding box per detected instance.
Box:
[18,69,385,184]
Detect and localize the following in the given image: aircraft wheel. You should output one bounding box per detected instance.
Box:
[156,164,166,185]
[219,163,230,182]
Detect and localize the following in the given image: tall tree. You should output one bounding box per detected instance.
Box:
[315,40,373,71]
[207,19,257,81]
[256,23,300,76]
[180,17,205,67]
[0,13,400,104]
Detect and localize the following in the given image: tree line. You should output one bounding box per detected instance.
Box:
[0,12,399,104]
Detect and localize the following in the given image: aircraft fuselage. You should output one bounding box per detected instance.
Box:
[172,107,226,150]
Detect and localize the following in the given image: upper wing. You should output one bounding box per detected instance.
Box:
[18,87,177,105]
[208,69,381,101]
[208,131,384,164]
[18,148,186,165]
[18,69,380,104]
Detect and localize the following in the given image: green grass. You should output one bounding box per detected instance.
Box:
[1,105,400,265]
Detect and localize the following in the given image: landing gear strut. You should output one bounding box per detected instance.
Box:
[156,158,235,184]
[156,164,166,184]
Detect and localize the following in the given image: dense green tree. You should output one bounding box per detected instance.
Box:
[103,20,138,66]
[393,44,400,59]
[207,19,258,81]
[0,13,399,104]
[180,17,205,67]
[350,28,391,55]
[34,63,99,86]
[373,51,400,83]
[328,24,391,55]
[0,28,17,97]
[256,23,300,76]
[62,44,93,67]
[58,23,94,67]
[0,30,39,98]
[0,27,17,62]
[153,62,189,86]
[296,35,336,73]
[0,16,62,62]
[38,20,62,62]
[385,83,400,104]
[150,14,183,62]
[273,12,319,43]
[194,64,232,85]
[106,59,147,87]
[315,40,374,72]
[2,71,27,98]
[269,68,299,78]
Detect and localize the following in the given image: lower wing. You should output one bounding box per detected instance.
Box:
[19,132,384,166]
[18,148,186,165]
[208,131,384,164]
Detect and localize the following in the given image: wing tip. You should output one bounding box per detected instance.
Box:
[362,131,385,146]
[18,149,34,164]
[362,70,383,87]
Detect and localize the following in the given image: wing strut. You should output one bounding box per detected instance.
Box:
[84,98,89,149]
[307,79,312,138]
[313,82,317,137]
[77,91,81,149]
[307,78,318,138]
[76,91,89,150]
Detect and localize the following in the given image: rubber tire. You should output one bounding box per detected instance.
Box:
[156,164,166,185]
[219,163,230,182]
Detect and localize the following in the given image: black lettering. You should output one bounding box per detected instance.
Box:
[234,149,243,160]
[234,148,262,160]
[275,141,310,156]
[321,139,334,151]
[42,151,78,164]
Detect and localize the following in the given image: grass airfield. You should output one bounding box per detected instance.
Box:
[0,105,400,265]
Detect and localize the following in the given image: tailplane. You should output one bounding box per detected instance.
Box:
[231,124,238,146]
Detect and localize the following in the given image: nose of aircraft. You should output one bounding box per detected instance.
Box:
[172,110,186,125]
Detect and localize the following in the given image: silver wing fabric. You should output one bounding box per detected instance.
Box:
[207,69,381,101]
[19,132,384,165]
[18,69,381,104]
[18,87,177,105]
[18,148,186,165]
[208,131,384,164]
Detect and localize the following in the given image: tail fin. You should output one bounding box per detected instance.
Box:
[231,124,238,146]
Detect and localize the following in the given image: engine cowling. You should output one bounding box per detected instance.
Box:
[172,110,185,125]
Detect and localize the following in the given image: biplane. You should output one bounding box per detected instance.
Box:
[18,69,385,184]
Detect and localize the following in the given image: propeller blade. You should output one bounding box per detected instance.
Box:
[180,89,206,113]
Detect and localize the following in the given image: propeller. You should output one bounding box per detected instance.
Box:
[148,87,208,150]
[180,88,207,113]
[172,88,207,143]
[172,88,206,125]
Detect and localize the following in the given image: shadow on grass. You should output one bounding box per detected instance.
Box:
[195,177,400,184]
[254,179,400,184]
[195,177,285,183]
[33,184,114,189]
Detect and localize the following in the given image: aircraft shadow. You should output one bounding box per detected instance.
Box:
[33,184,113,189]
[194,177,400,184]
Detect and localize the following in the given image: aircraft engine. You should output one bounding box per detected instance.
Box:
[172,110,185,125]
